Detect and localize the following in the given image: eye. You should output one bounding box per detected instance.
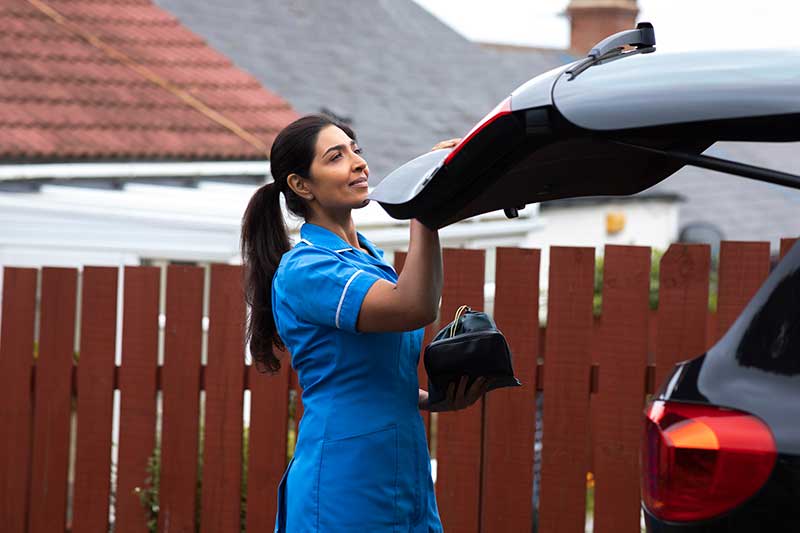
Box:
[354,146,363,155]
[330,152,342,161]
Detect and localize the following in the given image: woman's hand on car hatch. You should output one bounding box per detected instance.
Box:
[430,138,460,151]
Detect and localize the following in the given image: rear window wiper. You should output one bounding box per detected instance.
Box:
[566,22,656,80]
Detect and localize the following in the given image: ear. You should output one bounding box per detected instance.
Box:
[287,173,314,201]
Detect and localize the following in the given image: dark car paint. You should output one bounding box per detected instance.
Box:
[645,240,800,531]
[643,454,800,532]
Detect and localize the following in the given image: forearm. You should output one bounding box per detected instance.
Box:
[394,220,442,324]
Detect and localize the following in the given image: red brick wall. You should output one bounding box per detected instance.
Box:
[568,5,639,55]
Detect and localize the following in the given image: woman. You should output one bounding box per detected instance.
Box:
[241,115,489,532]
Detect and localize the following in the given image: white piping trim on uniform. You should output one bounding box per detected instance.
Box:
[335,270,363,329]
[334,248,352,253]
[299,238,313,246]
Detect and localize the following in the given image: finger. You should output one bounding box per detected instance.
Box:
[467,376,486,395]
[456,375,469,401]
[447,381,456,407]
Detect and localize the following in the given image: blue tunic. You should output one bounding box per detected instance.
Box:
[271,222,443,532]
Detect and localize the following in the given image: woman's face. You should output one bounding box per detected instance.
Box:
[302,125,370,214]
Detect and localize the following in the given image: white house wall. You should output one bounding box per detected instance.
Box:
[0,181,543,269]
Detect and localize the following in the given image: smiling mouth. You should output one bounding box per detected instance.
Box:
[349,177,369,187]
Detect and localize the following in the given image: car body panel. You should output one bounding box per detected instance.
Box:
[369,48,800,229]
[508,62,573,111]
[553,49,800,131]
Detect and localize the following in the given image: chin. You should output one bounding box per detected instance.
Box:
[355,198,370,209]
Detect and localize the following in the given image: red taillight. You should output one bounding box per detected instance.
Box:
[443,97,512,165]
[642,400,777,522]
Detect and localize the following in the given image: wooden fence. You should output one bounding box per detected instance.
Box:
[0,238,797,533]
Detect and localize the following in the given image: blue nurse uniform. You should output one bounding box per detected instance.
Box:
[271,222,443,532]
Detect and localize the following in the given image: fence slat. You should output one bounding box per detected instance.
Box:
[481,247,539,532]
[72,267,118,533]
[116,266,160,533]
[158,266,204,533]
[29,268,77,533]
[655,244,710,388]
[716,241,770,341]
[201,265,246,533]
[0,268,37,533]
[539,247,595,533]
[246,353,290,532]
[593,246,650,533]
[394,251,434,436]
[435,248,485,533]
[780,237,798,261]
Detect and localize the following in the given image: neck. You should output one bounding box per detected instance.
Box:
[306,209,360,249]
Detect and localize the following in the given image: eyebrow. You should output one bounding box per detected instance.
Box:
[322,140,357,157]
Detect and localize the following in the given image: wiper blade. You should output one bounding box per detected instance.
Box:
[566,22,656,80]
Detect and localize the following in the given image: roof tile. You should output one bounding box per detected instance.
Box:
[0,0,297,162]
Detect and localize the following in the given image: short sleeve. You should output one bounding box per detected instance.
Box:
[275,247,382,333]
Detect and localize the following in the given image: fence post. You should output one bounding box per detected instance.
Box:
[0,268,37,533]
[592,245,650,533]
[655,244,710,391]
[158,265,204,533]
[481,247,540,532]
[72,267,118,533]
[116,266,160,533]
[716,241,770,341]
[29,268,78,533]
[538,247,595,533]
[201,265,246,533]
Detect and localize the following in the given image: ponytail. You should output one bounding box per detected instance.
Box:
[241,114,357,373]
[241,181,290,373]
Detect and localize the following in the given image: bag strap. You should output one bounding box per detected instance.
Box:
[449,305,471,338]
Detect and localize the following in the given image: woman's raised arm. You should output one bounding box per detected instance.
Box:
[356,219,442,332]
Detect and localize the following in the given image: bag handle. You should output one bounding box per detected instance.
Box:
[448,305,471,338]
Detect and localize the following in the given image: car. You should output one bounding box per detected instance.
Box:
[370,23,800,532]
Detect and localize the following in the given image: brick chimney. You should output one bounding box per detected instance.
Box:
[566,0,639,55]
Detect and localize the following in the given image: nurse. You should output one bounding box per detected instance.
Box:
[241,114,489,532]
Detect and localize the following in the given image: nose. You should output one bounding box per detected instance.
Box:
[352,151,368,173]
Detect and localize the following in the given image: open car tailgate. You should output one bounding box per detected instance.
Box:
[369,28,800,229]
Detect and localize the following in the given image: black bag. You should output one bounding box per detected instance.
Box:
[423,305,521,405]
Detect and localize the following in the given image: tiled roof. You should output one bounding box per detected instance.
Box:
[0,0,298,162]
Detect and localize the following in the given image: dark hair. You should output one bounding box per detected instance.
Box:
[241,114,356,373]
